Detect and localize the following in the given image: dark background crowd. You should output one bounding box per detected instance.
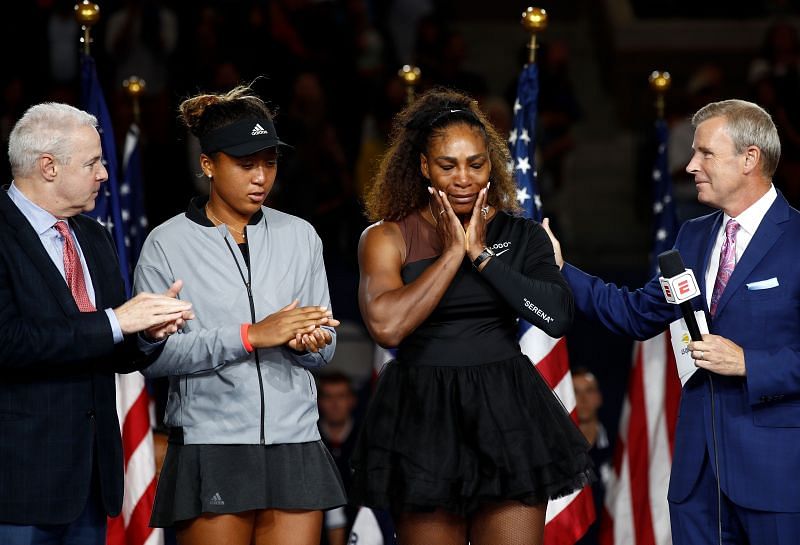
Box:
[3,0,800,540]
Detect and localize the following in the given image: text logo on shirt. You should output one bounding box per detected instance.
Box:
[490,241,512,256]
[523,298,554,323]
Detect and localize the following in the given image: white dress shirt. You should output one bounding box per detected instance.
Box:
[704,185,777,308]
[8,182,123,342]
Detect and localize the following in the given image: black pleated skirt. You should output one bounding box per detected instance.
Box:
[150,440,346,527]
[350,354,594,516]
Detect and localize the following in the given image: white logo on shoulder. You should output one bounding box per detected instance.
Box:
[490,241,512,256]
[251,123,268,136]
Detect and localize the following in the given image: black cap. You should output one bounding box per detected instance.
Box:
[199,118,290,157]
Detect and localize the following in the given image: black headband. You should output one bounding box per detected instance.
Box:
[429,107,481,127]
[199,118,290,157]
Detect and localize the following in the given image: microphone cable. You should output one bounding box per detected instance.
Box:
[708,373,723,545]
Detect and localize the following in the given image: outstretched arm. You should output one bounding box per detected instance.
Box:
[543,216,677,339]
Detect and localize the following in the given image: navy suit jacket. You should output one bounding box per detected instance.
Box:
[563,192,800,512]
[0,188,156,525]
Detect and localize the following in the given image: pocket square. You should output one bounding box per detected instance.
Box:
[746,277,779,290]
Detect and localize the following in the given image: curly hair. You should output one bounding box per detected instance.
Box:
[364,88,518,221]
[178,84,274,141]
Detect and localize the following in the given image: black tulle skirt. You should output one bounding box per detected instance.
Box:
[350,354,595,516]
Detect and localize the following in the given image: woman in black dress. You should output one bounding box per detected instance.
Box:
[352,88,594,545]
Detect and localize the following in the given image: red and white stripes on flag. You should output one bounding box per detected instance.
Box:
[509,57,594,545]
[599,333,680,545]
[520,327,595,545]
[107,373,163,545]
[81,47,158,545]
[599,117,681,545]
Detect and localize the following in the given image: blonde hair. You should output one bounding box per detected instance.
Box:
[692,99,781,178]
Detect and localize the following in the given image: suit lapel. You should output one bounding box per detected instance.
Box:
[713,194,788,317]
[0,190,78,315]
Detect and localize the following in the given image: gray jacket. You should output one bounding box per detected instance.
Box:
[134,198,335,445]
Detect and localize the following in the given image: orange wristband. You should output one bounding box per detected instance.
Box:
[241,323,254,352]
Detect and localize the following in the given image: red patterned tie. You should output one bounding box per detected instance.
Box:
[54,221,96,312]
[709,219,740,317]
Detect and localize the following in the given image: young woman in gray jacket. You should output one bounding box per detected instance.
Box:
[134,85,345,545]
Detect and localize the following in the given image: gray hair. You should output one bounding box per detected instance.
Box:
[8,103,98,178]
[692,99,781,178]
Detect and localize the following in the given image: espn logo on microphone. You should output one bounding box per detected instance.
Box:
[659,269,700,304]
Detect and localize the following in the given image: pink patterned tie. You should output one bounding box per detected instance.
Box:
[709,219,740,317]
[54,221,96,312]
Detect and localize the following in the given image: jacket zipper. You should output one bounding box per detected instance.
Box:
[305,368,316,399]
[245,278,266,445]
[223,228,266,445]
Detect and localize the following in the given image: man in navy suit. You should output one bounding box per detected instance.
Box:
[544,99,800,544]
[0,103,193,544]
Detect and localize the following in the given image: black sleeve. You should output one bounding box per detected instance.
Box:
[109,336,164,374]
[0,306,116,370]
[478,220,574,337]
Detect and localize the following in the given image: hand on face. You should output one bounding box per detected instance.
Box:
[422,122,492,257]
[465,184,491,260]
[428,185,466,257]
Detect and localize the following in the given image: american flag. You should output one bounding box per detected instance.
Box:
[598,118,681,545]
[80,54,162,545]
[119,122,149,278]
[80,54,130,294]
[511,61,595,545]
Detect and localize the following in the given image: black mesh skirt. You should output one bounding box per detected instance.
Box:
[350,354,594,516]
[150,440,346,527]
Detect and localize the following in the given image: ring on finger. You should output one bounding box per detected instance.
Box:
[481,206,489,218]
[698,350,704,360]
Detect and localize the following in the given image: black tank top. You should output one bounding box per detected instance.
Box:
[395,210,534,366]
